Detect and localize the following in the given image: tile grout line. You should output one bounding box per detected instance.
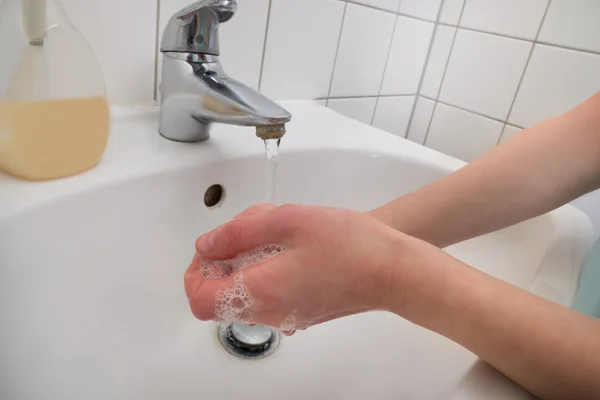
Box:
[342,0,439,23]
[536,40,600,57]
[370,4,401,125]
[403,0,446,139]
[325,2,348,107]
[322,93,417,101]
[420,95,526,129]
[439,23,532,43]
[497,0,552,144]
[152,0,162,101]
[422,0,467,147]
[345,0,396,15]
[437,21,600,57]
[397,11,437,24]
[257,0,274,92]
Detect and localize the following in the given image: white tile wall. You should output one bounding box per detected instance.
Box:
[509,45,600,127]
[407,96,435,144]
[420,25,456,98]
[538,0,600,53]
[63,0,157,105]
[380,16,434,95]
[399,0,600,229]
[260,0,345,100]
[329,4,396,97]
[219,0,270,90]
[399,0,442,22]
[439,30,532,120]
[372,96,415,136]
[327,97,378,125]
[460,0,549,40]
[350,0,399,12]
[426,103,503,162]
[439,0,464,25]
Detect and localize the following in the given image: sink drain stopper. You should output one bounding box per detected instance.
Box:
[218,323,280,359]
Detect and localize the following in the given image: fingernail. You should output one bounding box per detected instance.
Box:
[196,231,215,253]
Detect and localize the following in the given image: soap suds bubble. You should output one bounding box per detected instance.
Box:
[215,272,254,322]
[195,244,287,323]
[196,244,287,280]
[279,315,296,332]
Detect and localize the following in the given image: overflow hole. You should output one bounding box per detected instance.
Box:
[204,184,224,208]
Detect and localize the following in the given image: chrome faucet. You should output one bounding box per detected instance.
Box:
[158,0,291,142]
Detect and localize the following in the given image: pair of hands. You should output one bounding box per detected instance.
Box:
[184,203,421,333]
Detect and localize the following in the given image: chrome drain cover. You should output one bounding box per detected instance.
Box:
[218,323,280,359]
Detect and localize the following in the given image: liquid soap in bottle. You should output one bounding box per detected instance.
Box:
[0,0,110,180]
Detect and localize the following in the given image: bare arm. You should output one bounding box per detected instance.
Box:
[390,240,600,400]
[371,92,600,247]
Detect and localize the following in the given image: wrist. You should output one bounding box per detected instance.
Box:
[366,206,396,230]
[377,232,428,313]
[382,234,455,319]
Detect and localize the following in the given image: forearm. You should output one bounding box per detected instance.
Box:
[371,93,600,248]
[390,240,600,400]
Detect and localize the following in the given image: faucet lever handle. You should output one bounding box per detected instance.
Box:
[161,0,237,56]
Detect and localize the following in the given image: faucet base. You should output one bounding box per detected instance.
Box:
[158,130,209,143]
[159,106,212,142]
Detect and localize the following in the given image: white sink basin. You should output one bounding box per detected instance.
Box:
[0,101,593,399]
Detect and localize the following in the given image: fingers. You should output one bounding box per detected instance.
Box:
[233,203,276,219]
[195,205,296,260]
[184,256,228,321]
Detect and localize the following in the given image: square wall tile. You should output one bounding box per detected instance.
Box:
[380,16,434,95]
[407,96,435,144]
[159,0,269,90]
[350,0,400,12]
[330,4,396,97]
[461,0,549,40]
[420,25,456,98]
[260,0,345,100]
[509,45,600,127]
[426,103,503,162]
[500,125,523,143]
[439,30,532,120]
[439,0,465,25]
[539,0,600,53]
[372,96,415,136]
[63,0,156,105]
[220,0,269,89]
[399,0,442,21]
[328,97,378,125]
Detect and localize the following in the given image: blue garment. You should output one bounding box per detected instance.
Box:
[573,238,600,318]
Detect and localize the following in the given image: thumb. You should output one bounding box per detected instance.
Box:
[196,207,292,260]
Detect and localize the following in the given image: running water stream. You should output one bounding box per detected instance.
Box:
[263,138,281,203]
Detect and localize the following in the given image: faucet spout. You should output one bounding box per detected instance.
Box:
[159,53,291,142]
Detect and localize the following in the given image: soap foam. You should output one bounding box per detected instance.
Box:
[195,244,287,324]
[215,272,254,323]
[279,314,297,332]
[196,244,287,280]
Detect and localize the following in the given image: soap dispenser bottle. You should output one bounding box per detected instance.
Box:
[0,0,110,181]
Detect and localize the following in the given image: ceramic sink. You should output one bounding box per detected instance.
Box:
[0,101,593,399]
